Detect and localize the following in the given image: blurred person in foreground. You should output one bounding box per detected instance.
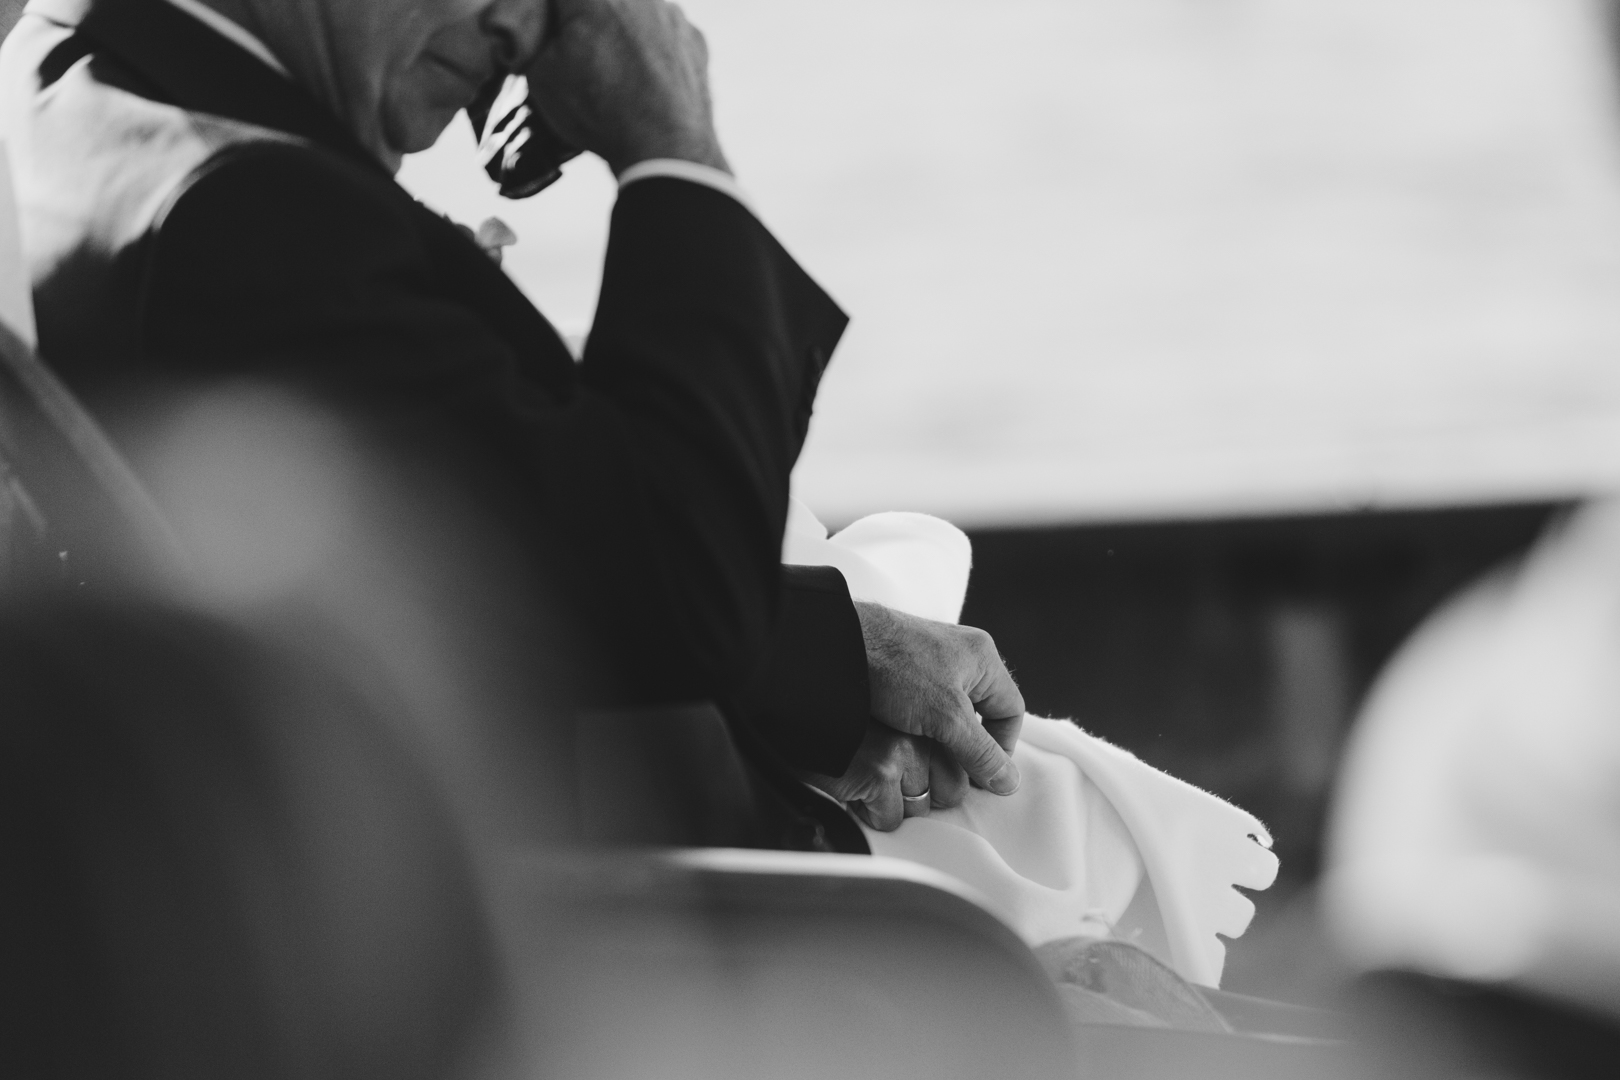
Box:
[1324,501,1620,1078]
[0,0,1025,847]
[0,597,502,1080]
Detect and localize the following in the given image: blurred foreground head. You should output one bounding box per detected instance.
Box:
[38,379,581,843]
[1325,500,1620,1074]
[0,380,582,1078]
[0,596,500,1080]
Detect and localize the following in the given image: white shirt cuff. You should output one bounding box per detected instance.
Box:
[618,159,753,214]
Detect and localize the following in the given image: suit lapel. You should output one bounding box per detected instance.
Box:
[412,205,580,398]
[75,0,382,177]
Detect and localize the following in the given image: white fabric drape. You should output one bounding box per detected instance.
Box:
[784,499,1278,987]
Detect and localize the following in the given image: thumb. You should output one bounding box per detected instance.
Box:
[939,697,1020,796]
[969,652,1026,744]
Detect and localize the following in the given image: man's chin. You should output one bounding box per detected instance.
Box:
[381,104,462,158]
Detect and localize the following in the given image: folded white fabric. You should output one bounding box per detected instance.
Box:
[864,723,1146,947]
[783,496,972,625]
[783,499,1279,987]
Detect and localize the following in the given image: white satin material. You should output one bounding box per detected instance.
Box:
[784,497,1279,987]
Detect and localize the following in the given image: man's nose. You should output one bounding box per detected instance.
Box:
[482,0,550,71]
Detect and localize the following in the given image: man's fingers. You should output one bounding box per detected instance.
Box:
[854,603,1027,799]
[856,785,903,832]
[901,737,932,818]
[940,699,1020,795]
[982,712,1024,757]
[523,0,727,174]
[968,638,1026,744]
[928,748,969,809]
[826,723,934,832]
[681,15,709,66]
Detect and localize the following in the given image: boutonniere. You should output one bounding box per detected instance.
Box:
[454,216,518,265]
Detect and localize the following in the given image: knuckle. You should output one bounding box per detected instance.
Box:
[964,626,997,657]
[908,696,954,741]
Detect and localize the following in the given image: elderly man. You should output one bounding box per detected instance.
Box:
[0,0,1023,842]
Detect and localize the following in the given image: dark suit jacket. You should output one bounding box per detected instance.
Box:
[0,0,869,779]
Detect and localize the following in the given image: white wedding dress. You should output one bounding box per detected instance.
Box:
[783,499,1278,988]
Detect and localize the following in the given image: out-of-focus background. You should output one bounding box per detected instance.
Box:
[405,0,1620,524]
[401,0,1620,1001]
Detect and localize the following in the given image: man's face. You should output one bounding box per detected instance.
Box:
[378,0,549,156]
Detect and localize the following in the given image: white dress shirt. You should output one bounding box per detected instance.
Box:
[156,0,748,206]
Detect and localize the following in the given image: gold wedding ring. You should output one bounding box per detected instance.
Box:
[901,788,931,805]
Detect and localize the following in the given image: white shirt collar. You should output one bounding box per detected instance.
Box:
[159,0,291,79]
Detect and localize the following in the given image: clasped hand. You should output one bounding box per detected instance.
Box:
[807,602,1026,832]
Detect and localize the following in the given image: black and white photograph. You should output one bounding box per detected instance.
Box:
[3,1,1619,1077]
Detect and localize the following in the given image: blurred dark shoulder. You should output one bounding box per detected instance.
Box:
[0,4,379,386]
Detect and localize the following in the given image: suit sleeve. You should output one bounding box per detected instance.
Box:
[730,565,869,777]
[141,146,847,708]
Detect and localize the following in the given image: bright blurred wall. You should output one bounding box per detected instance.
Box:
[400,0,1620,528]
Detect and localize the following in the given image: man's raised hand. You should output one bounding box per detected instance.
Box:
[524,0,729,176]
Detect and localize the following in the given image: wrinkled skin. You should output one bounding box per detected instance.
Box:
[808,602,1025,832]
[200,0,722,172]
